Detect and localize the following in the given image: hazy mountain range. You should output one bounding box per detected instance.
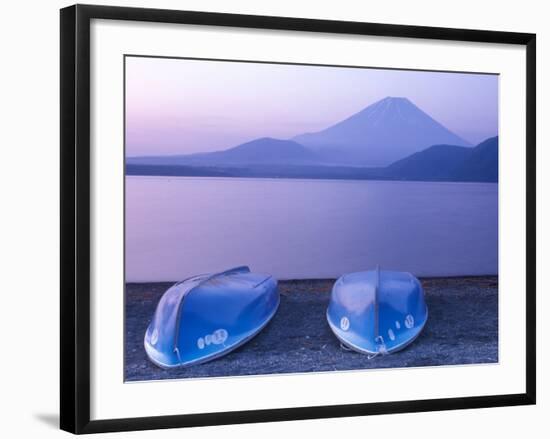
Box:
[127,97,498,183]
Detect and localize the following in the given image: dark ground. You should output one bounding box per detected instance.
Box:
[125,277,498,382]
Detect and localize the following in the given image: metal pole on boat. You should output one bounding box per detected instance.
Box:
[374,265,380,341]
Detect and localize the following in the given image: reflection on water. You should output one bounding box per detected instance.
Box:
[125,177,498,282]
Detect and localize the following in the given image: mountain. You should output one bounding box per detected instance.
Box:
[451,136,498,182]
[293,97,471,167]
[126,97,496,182]
[384,136,498,182]
[385,144,472,180]
[127,137,322,167]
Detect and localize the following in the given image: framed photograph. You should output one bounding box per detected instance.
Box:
[60,4,536,434]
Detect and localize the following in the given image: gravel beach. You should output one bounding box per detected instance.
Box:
[125,276,498,382]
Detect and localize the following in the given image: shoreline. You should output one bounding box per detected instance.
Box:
[125,274,499,285]
[125,276,498,382]
[125,172,499,185]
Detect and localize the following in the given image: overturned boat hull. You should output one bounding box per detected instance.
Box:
[327,268,428,356]
[144,266,279,368]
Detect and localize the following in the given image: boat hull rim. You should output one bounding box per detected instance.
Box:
[144,294,281,369]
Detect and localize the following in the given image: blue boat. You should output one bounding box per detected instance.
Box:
[144,266,279,368]
[326,267,428,356]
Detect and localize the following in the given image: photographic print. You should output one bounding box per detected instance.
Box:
[124,56,499,382]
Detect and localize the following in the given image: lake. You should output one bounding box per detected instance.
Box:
[125,177,498,282]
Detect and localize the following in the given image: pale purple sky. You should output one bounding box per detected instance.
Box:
[125,56,498,156]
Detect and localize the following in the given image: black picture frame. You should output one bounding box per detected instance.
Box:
[60,4,536,434]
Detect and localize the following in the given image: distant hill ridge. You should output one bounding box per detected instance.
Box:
[127,137,322,167]
[127,136,499,183]
[384,136,498,182]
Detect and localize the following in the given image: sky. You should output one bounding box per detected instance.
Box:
[125,56,498,157]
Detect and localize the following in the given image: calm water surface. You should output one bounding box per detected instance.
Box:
[125,177,497,282]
